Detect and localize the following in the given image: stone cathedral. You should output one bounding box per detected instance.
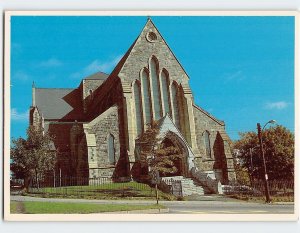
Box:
[30,19,236,185]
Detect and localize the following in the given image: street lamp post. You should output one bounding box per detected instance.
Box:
[257,120,276,203]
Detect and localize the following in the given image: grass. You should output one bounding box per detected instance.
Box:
[10,201,18,213]
[10,201,166,214]
[26,182,176,201]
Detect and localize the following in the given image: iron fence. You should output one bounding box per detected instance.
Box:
[27,176,183,199]
[223,180,294,197]
[28,176,153,198]
[163,179,183,197]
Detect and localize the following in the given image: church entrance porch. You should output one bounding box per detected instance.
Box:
[158,135,188,178]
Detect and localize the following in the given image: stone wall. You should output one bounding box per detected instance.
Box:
[193,105,236,183]
[82,79,107,112]
[193,105,224,159]
[116,20,198,159]
[47,122,75,177]
[30,107,42,130]
[85,106,126,179]
[118,20,190,88]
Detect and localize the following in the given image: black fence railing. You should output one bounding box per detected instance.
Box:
[223,180,294,197]
[27,176,183,199]
[29,176,111,189]
[163,179,183,197]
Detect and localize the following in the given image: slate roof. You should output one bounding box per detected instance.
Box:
[35,88,80,120]
[83,71,109,80]
[34,71,110,120]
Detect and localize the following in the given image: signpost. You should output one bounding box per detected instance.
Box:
[150,170,160,204]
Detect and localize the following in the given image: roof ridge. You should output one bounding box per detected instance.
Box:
[83,71,110,80]
[147,19,190,80]
[35,87,75,90]
[106,37,139,80]
[193,104,225,126]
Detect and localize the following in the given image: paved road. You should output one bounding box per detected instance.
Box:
[10,195,294,214]
[165,201,294,214]
[165,195,294,214]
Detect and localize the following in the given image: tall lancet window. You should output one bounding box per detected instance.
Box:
[150,58,162,120]
[108,134,116,165]
[161,70,171,115]
[141,70,152,124]
[204,131,212,158]
[133,81,143,135]
[171,82,180,128]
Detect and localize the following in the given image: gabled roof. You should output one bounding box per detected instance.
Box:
[157,114,193,151]
[147,18,190,80]
[33,70,109,121]
[83,71,109,80]
[106,18,190,81]
[193,104,225,126]
[34,87,83,120]
[107,38,138,81]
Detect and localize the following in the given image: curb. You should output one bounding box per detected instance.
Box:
[272,202,294,205]
[101,208,169,214]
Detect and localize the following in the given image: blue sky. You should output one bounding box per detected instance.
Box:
[10,16,295,140]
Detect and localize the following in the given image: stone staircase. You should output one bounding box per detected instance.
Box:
[162,176,205,196]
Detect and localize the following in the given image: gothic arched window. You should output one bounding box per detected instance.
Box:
[204,131,212,158]
[171,82,180,128]
[150,57,162,120]
[141,70,152,124]
[89,89,94,100]
[133,81,143,135]
[108,134,116,165]
[161,70,171,115]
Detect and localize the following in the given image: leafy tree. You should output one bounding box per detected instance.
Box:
[137,121,183,178]
[233,163,251,185]
[10,126,57,189]
[234,125,294,182]
[136,121,183,204]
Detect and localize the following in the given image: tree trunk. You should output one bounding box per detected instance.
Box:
[23,176,30,193]
[35,170,40,189]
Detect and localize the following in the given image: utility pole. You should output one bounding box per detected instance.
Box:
[257,123,271,203]
[249,148,254,185]
[155,183,159,205]
[59,168,62,187]
[53,169,56,187]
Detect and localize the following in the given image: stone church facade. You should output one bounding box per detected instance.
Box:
[30,19,236,185]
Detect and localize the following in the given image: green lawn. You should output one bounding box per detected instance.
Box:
[10,201,166,214]
[10,201,18,213]
[27,182,176,200]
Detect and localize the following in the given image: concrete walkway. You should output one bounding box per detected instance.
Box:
[10,195,294,214]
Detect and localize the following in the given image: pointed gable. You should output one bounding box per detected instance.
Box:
[110,18,190,87]
[157,114,189,144]
[157,114,196,169]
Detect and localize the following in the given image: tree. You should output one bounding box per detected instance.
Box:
[234,125,294,182]
[10,125,57,189]
[136,121,183,204]
[137,121,183,178]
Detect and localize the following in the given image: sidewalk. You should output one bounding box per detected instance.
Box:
[11,195,294,205]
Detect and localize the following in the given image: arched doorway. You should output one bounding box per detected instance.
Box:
[159,132,188,177]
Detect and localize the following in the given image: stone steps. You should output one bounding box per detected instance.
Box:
[162,176,205,196]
